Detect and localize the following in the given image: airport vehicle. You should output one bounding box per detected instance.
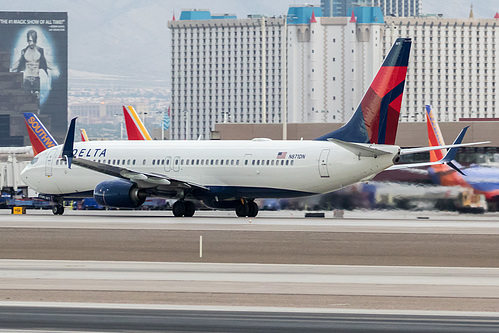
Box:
[426,104,496,211]
[20,38,482,217]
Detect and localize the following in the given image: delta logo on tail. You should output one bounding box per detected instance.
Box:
[123,106,152,140]
[23,113,58,156]
[316,38,411,144]
[426,105,499,205]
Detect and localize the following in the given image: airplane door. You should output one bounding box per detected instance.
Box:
[318,149,330,178]
[164,156,172,172]
[173,156,180,172]
[45,149,57,176]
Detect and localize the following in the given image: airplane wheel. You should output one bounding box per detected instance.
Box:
[248,201,259,217]
[52,205,64,215]
[235,203,249,217]
[184,201,196,217]
[172,201,186,217]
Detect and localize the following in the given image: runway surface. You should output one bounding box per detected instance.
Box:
[2,304,499,333]
[0,209,499,331]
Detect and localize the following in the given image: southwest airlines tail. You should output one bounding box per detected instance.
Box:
[80,129,89,142]
[123,105,152,140]
[316,38,411,144]
[23,112,58,156]
[425,105,468,187]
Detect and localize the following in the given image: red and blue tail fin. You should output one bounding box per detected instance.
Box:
[23,112,58,156]
[123,105,152,140]
[315,38,411,144]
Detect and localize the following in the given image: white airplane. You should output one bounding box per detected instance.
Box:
[20,38,484,217]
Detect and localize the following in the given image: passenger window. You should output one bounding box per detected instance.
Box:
[127,160,130,165]
[211,160,214,165]
[143,159,146,165]
[286,160,289,165]
[152,160,155,165]
[186,160,190,165]
[123,159,125,165]
[161,160,165,165]
[236,160,239,165]
[245,160,248,165]
[252,160,255,165]
[291,160,294,165]
[231,160,234,165]
[117,160,120,165]
[181,159,184,165]
[201,160,204,165]
[220,160,224,165]
[196,159,200,165]
[271,160,274,165]
[133,160,136,165]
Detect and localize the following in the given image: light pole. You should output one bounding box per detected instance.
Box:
[114,113,124,139]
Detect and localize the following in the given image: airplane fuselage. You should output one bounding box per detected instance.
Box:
[21,139,400,202]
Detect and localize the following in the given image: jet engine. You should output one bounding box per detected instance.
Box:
[94,179,147,208]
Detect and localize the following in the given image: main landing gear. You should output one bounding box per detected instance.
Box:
[235,200,259,217]
[172,200,196,217]
[52,204,64,215]
[52,197,65,215]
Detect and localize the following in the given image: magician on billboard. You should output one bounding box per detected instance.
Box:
[10,27,60,112]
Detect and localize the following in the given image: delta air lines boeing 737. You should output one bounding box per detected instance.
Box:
[20,38,484,217]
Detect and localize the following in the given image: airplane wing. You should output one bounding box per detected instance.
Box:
[62,118,208,192]
[71,158,209,191]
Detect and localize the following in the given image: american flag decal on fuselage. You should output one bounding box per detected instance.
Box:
[277,152,287,159]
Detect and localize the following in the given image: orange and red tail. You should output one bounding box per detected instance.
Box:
[425,105,468,187]
[123,106,152,140]
[80,129,89,142]
[23,112,58,156]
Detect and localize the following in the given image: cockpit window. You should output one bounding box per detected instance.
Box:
[30,157,39,165]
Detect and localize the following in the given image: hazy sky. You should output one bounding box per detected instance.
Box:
[1,0,497,87]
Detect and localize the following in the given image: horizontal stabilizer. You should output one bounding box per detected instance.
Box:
[328,139,393,158]
[400,142,489,155]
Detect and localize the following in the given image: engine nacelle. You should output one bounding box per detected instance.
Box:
[94,179,147,208]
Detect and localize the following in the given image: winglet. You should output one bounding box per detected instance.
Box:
[440,126,469,175]
[62,117,77,169]
[441,126,468,163]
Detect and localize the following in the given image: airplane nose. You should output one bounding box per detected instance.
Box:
[20,165,34,188]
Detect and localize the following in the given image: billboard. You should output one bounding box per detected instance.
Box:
[0,12,67,142]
